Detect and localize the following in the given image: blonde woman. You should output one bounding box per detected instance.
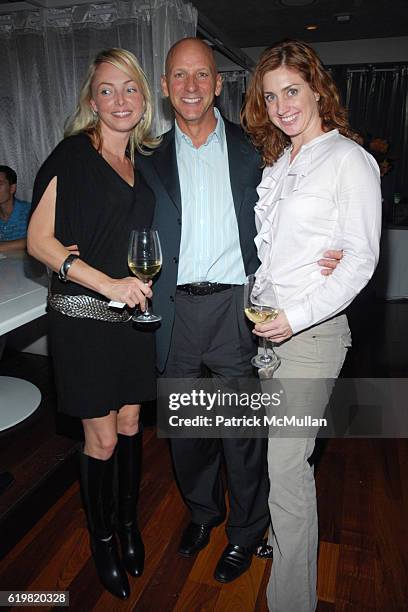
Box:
[28,49,160,599]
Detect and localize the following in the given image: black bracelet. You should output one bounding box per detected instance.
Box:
[58,254,79,283]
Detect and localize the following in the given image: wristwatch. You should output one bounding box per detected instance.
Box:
[58,254,79,283]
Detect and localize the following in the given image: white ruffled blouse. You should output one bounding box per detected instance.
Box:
[253,129,382,334]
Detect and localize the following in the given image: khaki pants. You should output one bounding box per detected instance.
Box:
[264,315,351,612]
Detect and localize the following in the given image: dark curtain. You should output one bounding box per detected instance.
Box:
[330,64,408,203]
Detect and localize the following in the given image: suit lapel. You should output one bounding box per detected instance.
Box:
[153,128,182,213]
[152,121,254,217]
[225,121,250,218]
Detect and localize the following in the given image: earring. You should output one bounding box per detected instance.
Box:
[315,93,320,101]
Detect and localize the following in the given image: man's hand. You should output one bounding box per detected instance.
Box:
[253,311,293,344]
[67,244,80,255]
[318,249,343,276]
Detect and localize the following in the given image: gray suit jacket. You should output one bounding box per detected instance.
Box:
[137,118,262,372]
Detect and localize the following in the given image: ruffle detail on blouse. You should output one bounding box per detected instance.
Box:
[254,152,288,242]
[254,147,314,287]
[285,147,312,192]
[256,152,288,205]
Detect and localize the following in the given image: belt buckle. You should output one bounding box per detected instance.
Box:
[190,282,212,296]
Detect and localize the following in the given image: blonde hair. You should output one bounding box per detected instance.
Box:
[65,48,161,161]
[242,39,359,166]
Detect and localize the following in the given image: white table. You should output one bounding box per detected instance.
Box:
[0,251,48,431]
[376,227,408,300]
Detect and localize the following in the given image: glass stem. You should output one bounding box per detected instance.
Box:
[262,337,269,361]
[143,281,152,316]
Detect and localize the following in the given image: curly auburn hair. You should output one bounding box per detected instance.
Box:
[241,39,359,166]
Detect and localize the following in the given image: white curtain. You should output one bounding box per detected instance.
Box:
[0,0,197,201]
[216,71,247,125]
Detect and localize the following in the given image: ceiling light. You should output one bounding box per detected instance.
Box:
[306,25,318,30]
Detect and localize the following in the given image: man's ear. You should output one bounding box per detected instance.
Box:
[161,75,169,98]
[10,183,16,196]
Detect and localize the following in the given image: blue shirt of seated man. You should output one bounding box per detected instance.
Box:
[0,197,31,241]
[0,165,31,252]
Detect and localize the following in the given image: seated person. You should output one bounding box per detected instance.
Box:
[0,165,31,253]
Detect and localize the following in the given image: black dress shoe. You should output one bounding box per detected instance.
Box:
[214,543,253,583]
[178,522,216,557]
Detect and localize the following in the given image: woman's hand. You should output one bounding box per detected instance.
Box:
[103,278,152,309]
[253,310,293,344]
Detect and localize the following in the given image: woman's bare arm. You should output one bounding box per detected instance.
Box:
[27,177,151,307]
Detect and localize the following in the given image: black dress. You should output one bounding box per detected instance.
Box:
[31,133,156,418]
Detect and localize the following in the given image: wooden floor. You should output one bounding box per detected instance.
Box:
[0,430,407,610]
[0,351,80,558]
[0,292,408,610]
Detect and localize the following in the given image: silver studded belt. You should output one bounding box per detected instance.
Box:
[48,294,132,323]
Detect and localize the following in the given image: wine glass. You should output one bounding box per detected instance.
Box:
[128,229,162,323]
[244,274,281,371]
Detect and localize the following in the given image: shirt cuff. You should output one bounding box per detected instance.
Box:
[284,302,312,335]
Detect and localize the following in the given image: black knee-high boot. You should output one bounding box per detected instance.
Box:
[116,431,145,577]
[79,452,130,599]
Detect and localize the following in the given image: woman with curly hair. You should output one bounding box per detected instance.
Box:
[242,40,381,611]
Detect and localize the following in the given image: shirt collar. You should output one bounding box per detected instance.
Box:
[175,107,225,150]
[262,130,339,182]
[300,129,339,151]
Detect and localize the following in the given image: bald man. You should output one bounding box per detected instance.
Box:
[138,38,340,583]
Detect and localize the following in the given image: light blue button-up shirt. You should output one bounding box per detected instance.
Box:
[175,108,246,285]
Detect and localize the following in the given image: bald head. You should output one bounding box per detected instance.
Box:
[165,37,217,77]
[161,36,222,139]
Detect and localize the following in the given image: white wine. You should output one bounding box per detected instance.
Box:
[245,306,279,324]
[129,260,162,281]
